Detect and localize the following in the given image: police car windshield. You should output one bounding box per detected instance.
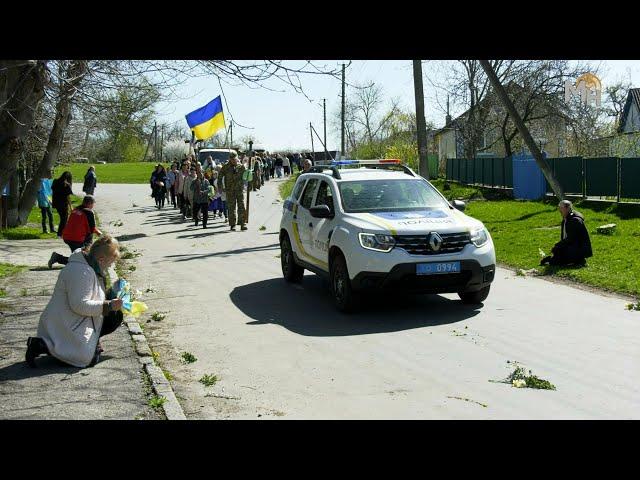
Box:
[339,179,449,213]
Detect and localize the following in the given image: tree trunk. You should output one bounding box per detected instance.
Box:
[413,60,429,179]
[479,60,564,200]
[81,127,91,156]
[0,60,47,192]
[10,60,88,227]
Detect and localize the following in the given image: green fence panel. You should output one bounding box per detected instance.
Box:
[427,154,439,179]
[460,158,468,183]
[467,159,475,184]
[620,158,640,199]
[585,157,618,197]
[545,157,583,195]
[446,158,452,180]
[454,158,461,182]
[556,157,583,194]
[493,157,505,187]
[483,158,494,186]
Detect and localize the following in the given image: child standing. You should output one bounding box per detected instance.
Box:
[38,171,55,234]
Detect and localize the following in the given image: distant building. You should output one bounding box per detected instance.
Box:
[434,84,565,165]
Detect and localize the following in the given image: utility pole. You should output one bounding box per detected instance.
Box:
[341,64,346,157]
[478,60,564,200]
[413,60,429,179]
[310,122,315,163]
[230,120,233,149]
[323,98,327,161]
[160,124,164,163]
[153,120,158,163]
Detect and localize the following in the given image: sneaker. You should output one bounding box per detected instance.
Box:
[240,225,248,231]
[48,252,57,269]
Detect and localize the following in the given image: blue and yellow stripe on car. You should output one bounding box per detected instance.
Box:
[291,219,329,270]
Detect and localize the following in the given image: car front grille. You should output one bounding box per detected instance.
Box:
[394,232,471,255]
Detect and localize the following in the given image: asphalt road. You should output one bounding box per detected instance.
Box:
[94,179,640,419]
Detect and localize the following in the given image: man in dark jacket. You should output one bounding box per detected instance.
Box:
[541,200,592,266]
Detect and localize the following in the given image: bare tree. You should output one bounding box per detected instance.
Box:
[480,60,564,199]
[489,61,593,157]
[442,60,517,159]
[603,80,632,128]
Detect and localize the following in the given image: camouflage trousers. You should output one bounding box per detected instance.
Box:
[227,188,246,227]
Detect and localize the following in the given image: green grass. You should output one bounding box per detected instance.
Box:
[432,179,640,297]
[181,352,197,364]
[279,173,300,200]
[199,374,218,387]
[55,162,160,184]
[0,263,26,279]
[148,396,167,409]
[0,194,84,240]
[466,199,640,297]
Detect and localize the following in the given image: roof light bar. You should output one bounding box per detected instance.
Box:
[328,159,402,166]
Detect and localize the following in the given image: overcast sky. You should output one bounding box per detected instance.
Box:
[155,60,640,152]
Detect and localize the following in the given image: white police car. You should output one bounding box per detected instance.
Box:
[279,160,496,312]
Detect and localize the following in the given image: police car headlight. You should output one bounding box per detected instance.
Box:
[470,227,489,247]
[359,233,395,252]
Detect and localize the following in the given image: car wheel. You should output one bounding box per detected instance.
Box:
[458,285,490,305]
[330,254,357,313]
[281,234,304,283]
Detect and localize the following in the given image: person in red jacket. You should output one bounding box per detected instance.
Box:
[48,195,102,268]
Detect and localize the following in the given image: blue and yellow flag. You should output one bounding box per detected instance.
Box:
[185,96,225,140]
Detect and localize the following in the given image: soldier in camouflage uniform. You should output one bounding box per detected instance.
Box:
[218,152,247,231]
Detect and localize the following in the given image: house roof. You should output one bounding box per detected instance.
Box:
[618,88,640,133]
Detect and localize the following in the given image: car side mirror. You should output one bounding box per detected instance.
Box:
[310,205,333,218]
[452,199,466,211]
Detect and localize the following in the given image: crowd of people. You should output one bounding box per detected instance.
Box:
[149,150,314,231]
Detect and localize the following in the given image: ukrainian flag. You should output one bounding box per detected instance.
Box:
[185,96,225,140]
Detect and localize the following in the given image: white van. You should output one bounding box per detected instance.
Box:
[197,148,237,166]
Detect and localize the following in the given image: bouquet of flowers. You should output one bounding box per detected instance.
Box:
[110,279,148,318]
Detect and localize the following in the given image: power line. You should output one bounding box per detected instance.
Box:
[216,76,254,130]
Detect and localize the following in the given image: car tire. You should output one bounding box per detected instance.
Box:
[330,254,357,313]
[281,233,304,283]
[458,285,490,305]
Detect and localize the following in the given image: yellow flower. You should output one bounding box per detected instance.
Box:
[512,379,527,388]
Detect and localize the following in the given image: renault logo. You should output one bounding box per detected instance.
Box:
[428,232,443,251]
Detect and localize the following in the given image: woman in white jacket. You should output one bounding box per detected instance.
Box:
[25,235,123,368]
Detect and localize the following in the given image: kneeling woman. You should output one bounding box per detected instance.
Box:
[26,235,124,368]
